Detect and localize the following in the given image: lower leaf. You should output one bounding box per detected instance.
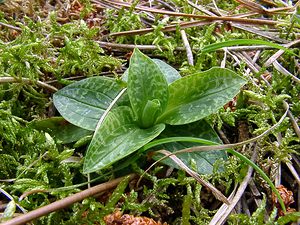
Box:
[83,106,165,173]
[152,120,227,174]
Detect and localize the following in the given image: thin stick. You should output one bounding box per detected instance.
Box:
[209,149,256,225]
[180,30,194,66]
[107,20,212,37]
[232,24,287,43]
[212,0,224,16]
[272,60,300,84]
[98,41,186,51]
[264,39,300,67]
[92,88,127,135]
[156,0,176,11]
[285,162,300,186]
[188,0,259,18]
[99,0,278,25]
[210,186,237,223]
[0,174,137,225]
[284,104,300,139]
[214,158,254,225]
[0,188,27,214]
[158,149,229,204]
[188,0,216,16]
[221,48,227,68]
[0,22,22,31]
[0,77,58,92]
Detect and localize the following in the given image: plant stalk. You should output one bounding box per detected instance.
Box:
[0,174,137,225]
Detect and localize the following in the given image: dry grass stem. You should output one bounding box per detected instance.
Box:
[158,149,230,204]
[107,20,212,37]
[0,77,58,92]
[180,30,194,66]
[0,174,137,225]
[98,0,278,25]
[209,148,257,225]
[285,162,300,186]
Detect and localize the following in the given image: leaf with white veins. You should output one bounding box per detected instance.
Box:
[128,49,169,128]
[158,67,247,125]
[83,106,165,173]
[53,77,124,131]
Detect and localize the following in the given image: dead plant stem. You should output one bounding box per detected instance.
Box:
[180,30,194,66]
[209,149,256,225]
[0,77,58,92]
[0,174,137,225]
[98,0,278,25]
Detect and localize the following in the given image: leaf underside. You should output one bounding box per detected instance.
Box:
[83,106,165,173]
[159,67,247,125]
[53,76,123,131]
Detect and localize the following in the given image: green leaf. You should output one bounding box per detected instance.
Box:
[12,178,48,192]
[152,59,181,84]
[2,200,16,221]
[152,120,226,174]
[158,67,247,125]
[121,59,181,84]
[53,77,124,131]
[182,193,192,225]
[292,6,300,24]
[30,117,92,144]
[141,99,161,128]
[128,48,169,128]
[202,39,297,56]
[83,106,165,173]
[277,212,300,225]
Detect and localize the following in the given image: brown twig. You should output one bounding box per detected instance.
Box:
[0,22,22,31]
[98,41,186,51]
[107,20,212,37]
[99,41,284,53]
[158,149,230,204]
[0,174,137,225]
[187,0,286,43]
[233,24,288,43]
[98,0,278,25]
[236,0,294,14]
[0,188,27,214]
[0,77,58,92]
[264,39,300,67]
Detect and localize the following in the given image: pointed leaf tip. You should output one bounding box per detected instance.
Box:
[158,67,247,125]
[128,48,169,128]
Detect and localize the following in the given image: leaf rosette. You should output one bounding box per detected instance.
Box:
[53,48,247,173]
